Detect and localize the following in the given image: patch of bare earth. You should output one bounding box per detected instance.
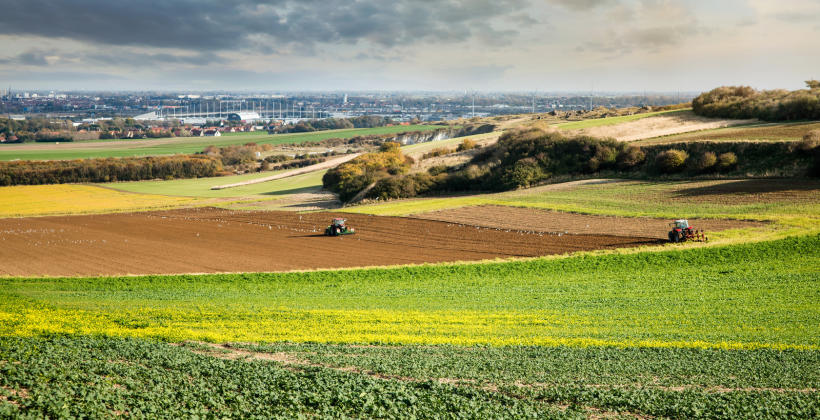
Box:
[569,111,756,142]
[0,385,29,407]
[0,207,658,277]
[414,205,765,240]
[517,381,817,394]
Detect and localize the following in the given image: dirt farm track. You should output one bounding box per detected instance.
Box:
[0,207,662,277]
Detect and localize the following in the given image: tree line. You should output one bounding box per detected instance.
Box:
[324,127,820,202]
[272,116,402,134]
[0,155,221,186]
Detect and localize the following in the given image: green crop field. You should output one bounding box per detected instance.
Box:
[0,125,442,161]
[0,336,571,418]
[555,109,689,130]
[2,336,817,419]
[2,236,818,349]
[106,168,325,198]
[1,236,819,417]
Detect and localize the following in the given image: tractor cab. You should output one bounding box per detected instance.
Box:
[668,219,706,243]
[671,219,690,230]
[325,218,355,236]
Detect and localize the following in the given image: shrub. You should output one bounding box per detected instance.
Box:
[427,165,448,176]
[501,157,546,189]
[370,176,414,200]
[717,152,738,171]
[422,147,453,159]
[588,145,617,171]
[323,145,412,201]
[456,138,477,152]
[797,130,820,152]
[264,155,289,164]
[655,149,689,173]
[616,146,645,169]
[692,82,820,121]
[379,141,401,153]
[692,152,718,172]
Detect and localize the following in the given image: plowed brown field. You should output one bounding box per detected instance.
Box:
[414,205,765,239]
[0,208,659,277]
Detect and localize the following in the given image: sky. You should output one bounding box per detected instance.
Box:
[0,0,818,92]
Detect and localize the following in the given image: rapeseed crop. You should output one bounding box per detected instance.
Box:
[0,184,193,217]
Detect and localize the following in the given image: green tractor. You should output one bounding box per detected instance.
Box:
[668,219,706,243]
[325,218,355,236]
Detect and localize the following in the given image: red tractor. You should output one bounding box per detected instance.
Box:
[668,219,707,243]
[325,218,355,236]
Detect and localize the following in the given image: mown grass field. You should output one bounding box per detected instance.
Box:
[0,125,442,161]
[555,109,688,130]
[636,121,820,144]
[2,235,818,349]
[107,168,326,198]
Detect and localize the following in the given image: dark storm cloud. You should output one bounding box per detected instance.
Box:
[83,51,223,67]
[0,49,221,68]
[0,0,530,51]
[0,50,52,66]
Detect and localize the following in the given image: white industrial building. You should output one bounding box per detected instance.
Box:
[227,112,263,122]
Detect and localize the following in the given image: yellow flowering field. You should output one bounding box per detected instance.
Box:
[0,184,194,217]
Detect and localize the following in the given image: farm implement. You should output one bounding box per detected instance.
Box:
[325,218,355,236]
[668,219,707,243]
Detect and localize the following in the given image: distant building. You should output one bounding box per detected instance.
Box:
[227,112,262,122]
[203,129,221,137]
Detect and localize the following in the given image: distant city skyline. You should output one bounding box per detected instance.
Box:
[0,0,817,92]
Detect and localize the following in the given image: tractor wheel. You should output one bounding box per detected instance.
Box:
[668,231,677,243]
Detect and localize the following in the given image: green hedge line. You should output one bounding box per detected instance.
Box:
[0,155,222,186]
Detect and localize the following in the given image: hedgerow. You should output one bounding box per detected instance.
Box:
[692,81,820,121]
[0,155,222,186]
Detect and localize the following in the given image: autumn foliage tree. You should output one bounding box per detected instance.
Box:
[322,142,413,201]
